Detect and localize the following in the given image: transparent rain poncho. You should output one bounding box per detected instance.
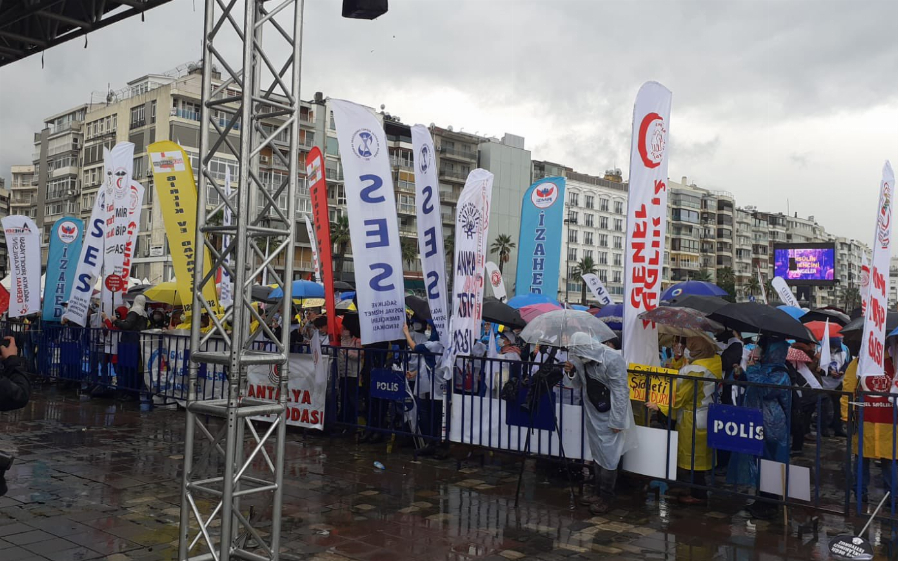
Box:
[520,310,616,348]
[566,332,638,470]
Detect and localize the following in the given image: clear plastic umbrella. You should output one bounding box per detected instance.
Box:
[520,309,616,348]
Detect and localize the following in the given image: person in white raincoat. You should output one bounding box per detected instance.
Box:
[563,331,637,514]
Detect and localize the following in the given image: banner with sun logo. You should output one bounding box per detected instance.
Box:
[515,177,565,300]
[439,169,493,379]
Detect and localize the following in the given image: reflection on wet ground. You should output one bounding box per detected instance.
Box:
[0,386,896,560]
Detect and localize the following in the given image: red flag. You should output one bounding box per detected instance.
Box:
[306,147,338,344]
[0,285,9,315]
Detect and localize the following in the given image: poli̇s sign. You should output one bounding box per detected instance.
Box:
[515,177,565,298]
[707,404,764,455]
[370,368,406,401]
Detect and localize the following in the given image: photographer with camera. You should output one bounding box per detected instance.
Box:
[563,332,636,514]
[0,336,31,496]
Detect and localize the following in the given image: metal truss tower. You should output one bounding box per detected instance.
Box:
[178,0,303,559]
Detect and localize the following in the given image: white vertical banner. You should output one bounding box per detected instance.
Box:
[772,276,800,308]
[63,191,106,326]
[120,181,145,285]
[101,143,134,317]
[2,216,42,317]
[819,319,831,371]
[439,169,494,378]
[411,125,450,345]
[860,253,871,316]
[582,273,613,306]
[757,265,768,304]
[622,82,672,367]
[859,161,894,379]
[220,168,234,309]
[484,261,507,302]
[331,99,406,344]
[304,214,321,283]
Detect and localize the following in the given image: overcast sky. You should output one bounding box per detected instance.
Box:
[1,0,896,243]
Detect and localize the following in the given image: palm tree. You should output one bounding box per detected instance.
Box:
[400,238,418,272]
[745,276,761,298]
[330,215,351,281]
[490,234,517,275]
[694,268,713,282]
[716,266,736,302]
[571,256,597,305]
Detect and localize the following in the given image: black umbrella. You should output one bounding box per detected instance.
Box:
[251,285,279,304]
[667,294,729,315]
[841,312,898,342]
[127,284,152,295]
[340,313,360,338]
[482,297,526,329]
[800,308,850,326]
[709,302,817,343]
[333,280,354,291]
[405,295,432,321]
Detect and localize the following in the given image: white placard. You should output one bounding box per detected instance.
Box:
[621,425,678,480]
[759,459,811,502]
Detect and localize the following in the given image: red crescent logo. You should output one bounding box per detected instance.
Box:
[638,112,666,169]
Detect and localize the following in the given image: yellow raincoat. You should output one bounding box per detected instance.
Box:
[841,357,897,459]
[671,355,723,471]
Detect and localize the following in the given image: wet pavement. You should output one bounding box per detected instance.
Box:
[0,385,896,560]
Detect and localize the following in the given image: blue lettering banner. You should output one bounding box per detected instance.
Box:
[515,177,565,300]
[370,368,406,401]
[707,404,765,456]
[43,217,84,322]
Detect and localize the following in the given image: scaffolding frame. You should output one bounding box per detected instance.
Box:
[178,0,303,559]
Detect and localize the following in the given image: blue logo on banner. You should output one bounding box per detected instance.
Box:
[707,404,765,455]
[515,177,565,298]
[42,217,84,322]
[370,368,405,401]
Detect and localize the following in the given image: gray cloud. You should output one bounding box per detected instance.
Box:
[1,0,897,242]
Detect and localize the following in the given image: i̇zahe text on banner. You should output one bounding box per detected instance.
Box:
[622,82,672,367]
[147,141,219,313]
[515,177,566,298]
[1,216,42,318]
[859,161,894,380]
[330,100,405,344]
[42,217,84,322]
[411,124,450,345]
[439,169,494,379]
[306,147,338,343]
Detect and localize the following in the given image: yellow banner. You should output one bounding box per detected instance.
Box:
[147,141,218,313]
[628,363,677,407]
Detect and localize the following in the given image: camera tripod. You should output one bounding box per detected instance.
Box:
[513,347,578,508]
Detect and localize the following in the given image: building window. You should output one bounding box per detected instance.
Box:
[568,211,578,224]
[325,136,339,157]
[150,100,157,124]
[568,229,578,243]
[598,270,608,282]
[613,218,623,231]
[585,195,594,209]
[329,111,336,130]
[130,105,146,129]
[568,248,577,261]
[600,198,609,212]
[598,252,608,265]
[585,214,594,228]
[613,236,622,249]
[612,271,622,283]
[600,216,608,229]
[568,192,579,207]
[397,194,414,214]
[584,232,593,245]
[584,250,593,260]
[614,201,624,214]
[599,234,608,247]
[613,254,622,267]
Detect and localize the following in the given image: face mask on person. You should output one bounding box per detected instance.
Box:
[424,329,432,339]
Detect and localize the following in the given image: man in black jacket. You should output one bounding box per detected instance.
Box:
[0,336,31,496]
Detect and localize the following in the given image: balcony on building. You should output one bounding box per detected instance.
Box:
[438,167,469,182]
[438,144,477,163]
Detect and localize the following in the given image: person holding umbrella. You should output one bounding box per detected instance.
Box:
[647,334,722,504]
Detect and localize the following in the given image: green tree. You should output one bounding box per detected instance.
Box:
[571,256,598,305]
[694,268,713,282]
[745,276,761,300]
[401,238,418,271]
[716,266,736,302]
[490,234,517,275]
[331,215,351,281]
[844,286,861,311]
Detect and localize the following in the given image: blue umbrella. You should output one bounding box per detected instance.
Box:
[507,293,561,309]
[569,304,588,311]
[777,305,806,321]
[660,281,728,301]
[594,303,623,331]
[339,291,356,301]
[268,280,325,300]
